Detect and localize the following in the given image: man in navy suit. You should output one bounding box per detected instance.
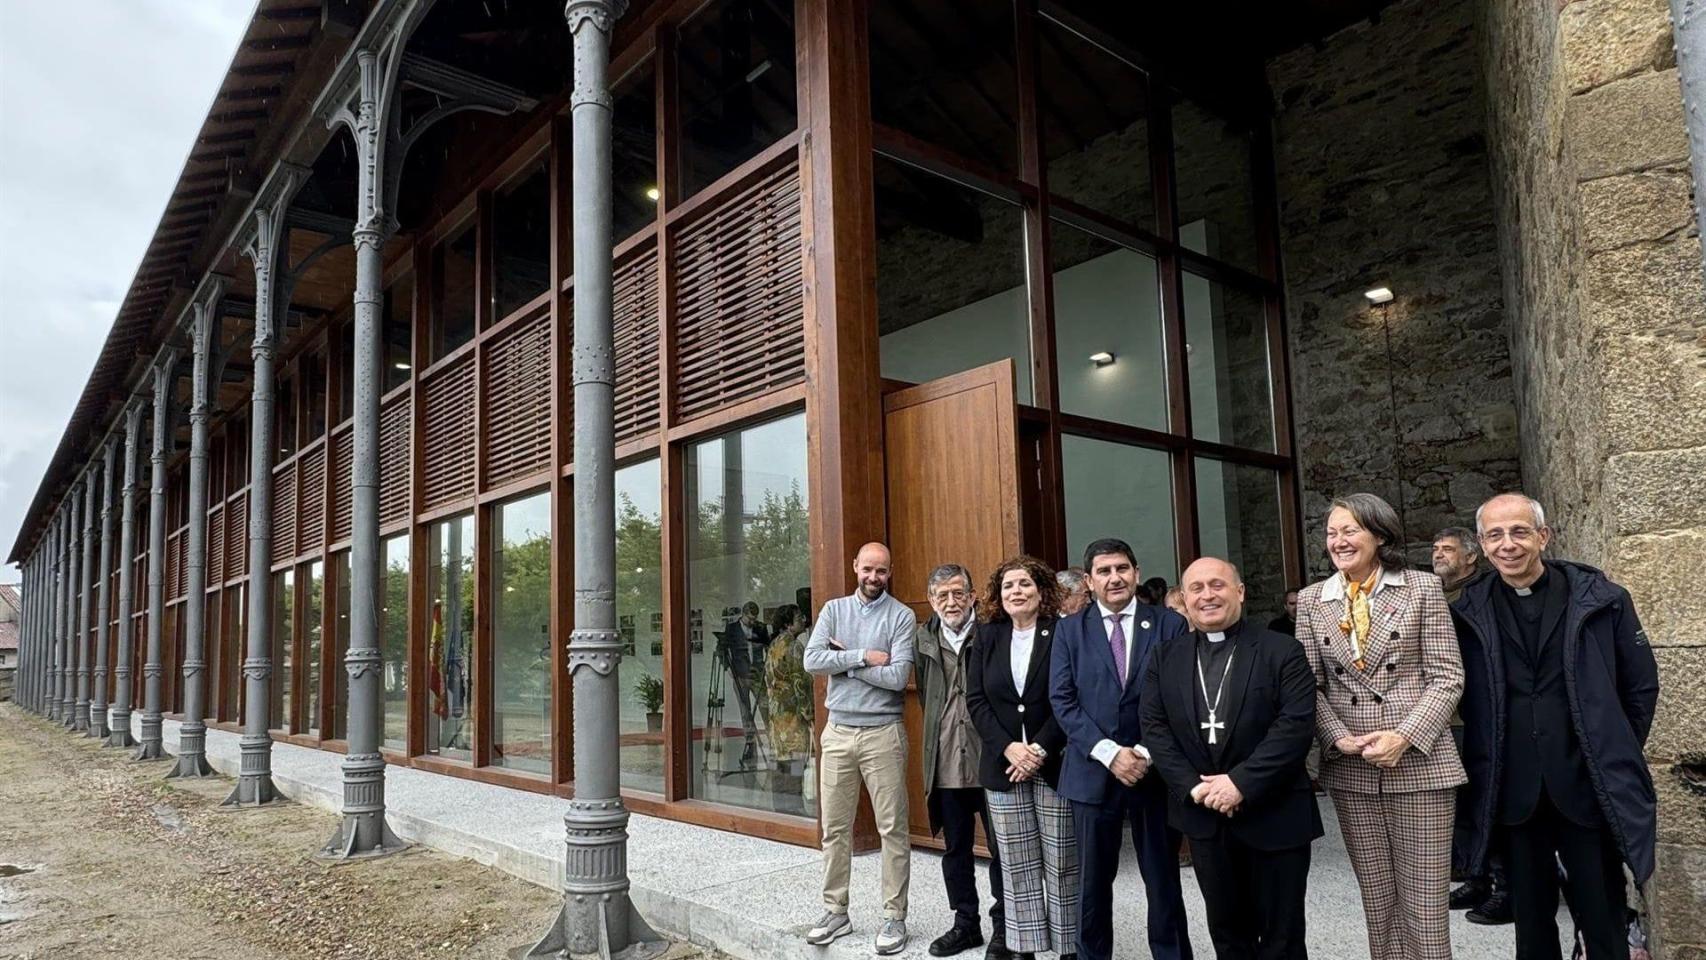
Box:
[1050,538,1193,960]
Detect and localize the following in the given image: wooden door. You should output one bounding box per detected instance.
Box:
[883,359,1023,845]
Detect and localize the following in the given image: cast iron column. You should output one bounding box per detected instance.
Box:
[50,511,66,722]
[530,4,660,958]
[110,404,142,747]
[91,440,116,740]
[322,50,404,859]
[70,480,88,731]
[226,191,292,807]
[60,506,75,726]
[135,355,175,761]
[168,294,221,780]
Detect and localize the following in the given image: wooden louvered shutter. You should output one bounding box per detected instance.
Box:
[330,428,354,544]
[298,445,326,553]
[379,393,411,528]
[672,158,805,422]
[208,503,224,585]
[228,491,247,579]
[613,242,660,445]
[422,354,477,510]
[271,464,296,565]
[482,305,552,488]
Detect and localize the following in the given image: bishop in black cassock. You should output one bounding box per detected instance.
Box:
[1140,557,1322,960]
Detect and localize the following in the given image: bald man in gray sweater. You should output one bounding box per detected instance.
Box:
[801,542,918,955]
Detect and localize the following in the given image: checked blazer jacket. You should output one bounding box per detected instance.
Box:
[1297,567,1467,795]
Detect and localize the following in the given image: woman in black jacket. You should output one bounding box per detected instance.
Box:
[968,555,1076,960]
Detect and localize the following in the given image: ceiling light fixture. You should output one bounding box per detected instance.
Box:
[1364,286,1394,305]
[393,361,411,371]
[645,186,660,202]
[1089,351,1116,367]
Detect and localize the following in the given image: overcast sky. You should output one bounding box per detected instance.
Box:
[0,1,255,584]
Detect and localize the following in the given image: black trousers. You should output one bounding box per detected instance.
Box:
[1191,832,1310,960]
[1505,792,1627,960]
[1072,789,1193,960]
[938,786,1005,931]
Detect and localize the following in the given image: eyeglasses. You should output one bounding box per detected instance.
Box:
[932,590,970,603]
[1478,526,1538,545]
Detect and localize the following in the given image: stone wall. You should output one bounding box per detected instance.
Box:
[1267,0,1523,578]
[1480,0,1706,954]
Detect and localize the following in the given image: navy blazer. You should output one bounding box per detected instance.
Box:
[1049,601,1189,805]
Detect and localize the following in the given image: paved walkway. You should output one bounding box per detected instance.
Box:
[137,717,1561,959]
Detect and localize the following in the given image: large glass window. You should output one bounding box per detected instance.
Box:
[1062,435,1177,585]
[677,0,797,197]
[875,157,1032,400]
[869,0,1017,172]
[276,377,297,458]
[491,492,552,775]
[1172,98,1260,275]
[612,61,658,243]
[685,412,813,816]
[305,353,328,441]
[492,162,551,321]
[616,460,664,794]
[1051,222,1167,430]
[426,513,475,760]
[270,568,293,733]
[383,276,414,393]
[223,582,245,722]
[331,551,351,741]
[432,222,478,361]
[205,590,224,723]
[304,559,324,737]
[382,534,409,751]
[1183,273,1274,452]
[1195,458,1287,626]
[1039,17,1153,230]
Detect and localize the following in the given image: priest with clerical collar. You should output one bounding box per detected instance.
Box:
[1451,493,1659,960]
[1140,557,1321,960]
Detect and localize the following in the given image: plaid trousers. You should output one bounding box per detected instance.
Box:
[1332,787,1456,960]
[985,779,1079,955]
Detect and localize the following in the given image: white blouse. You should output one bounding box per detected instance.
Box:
[1010,624,1037,695]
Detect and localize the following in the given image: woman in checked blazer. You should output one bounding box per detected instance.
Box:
[1298,493,1465,960]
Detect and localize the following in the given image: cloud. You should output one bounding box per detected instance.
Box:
[0,0,256,577]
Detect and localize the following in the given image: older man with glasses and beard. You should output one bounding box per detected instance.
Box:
[916,563,1012,958]
[1452,494,1659,960]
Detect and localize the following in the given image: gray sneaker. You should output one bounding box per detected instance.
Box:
[806,911,852,945]
[875,919,909,955]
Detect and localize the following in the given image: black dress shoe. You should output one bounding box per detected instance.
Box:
[983,942,1015,960]
[929,925,984,957]
[1467,890,1514,925]
[1449,879,1489,910]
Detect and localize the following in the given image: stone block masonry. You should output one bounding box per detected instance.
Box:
[1267,0,1523,576]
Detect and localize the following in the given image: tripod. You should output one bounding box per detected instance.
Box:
[702,636,771,778]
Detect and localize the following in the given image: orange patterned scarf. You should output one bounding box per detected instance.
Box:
[1339,571,1377,670]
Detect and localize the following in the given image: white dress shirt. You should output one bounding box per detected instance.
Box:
[941,616,974,656]
[1010,623,1036,694]
[1089,598,1152,766]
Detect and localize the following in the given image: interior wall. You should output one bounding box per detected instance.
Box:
[1267,0,1521,575]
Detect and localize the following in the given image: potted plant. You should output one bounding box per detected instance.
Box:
[633,672,664,733]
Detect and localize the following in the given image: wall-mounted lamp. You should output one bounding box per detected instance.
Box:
[1364,286,1394,305]
[645,186,661,202]
[393,361,411,371]
[1089,351,1116,367]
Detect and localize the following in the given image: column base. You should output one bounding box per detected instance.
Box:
[105,710,137,748]
[525,897,667,960]
[221,774,284,808]
[166,722,215,779]
[88,704,110,740]
[133,713,169,761]
[317,813,407,861]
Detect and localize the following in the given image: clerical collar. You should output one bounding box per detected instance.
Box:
[1501,565,1550,598]
[1196,619,1243,643]
[1206,631,1227,643]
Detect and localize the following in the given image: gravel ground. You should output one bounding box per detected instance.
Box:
[0,704,718,960]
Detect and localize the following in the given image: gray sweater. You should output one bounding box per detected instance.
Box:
[803,591,917,726]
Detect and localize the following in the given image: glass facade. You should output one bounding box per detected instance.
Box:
[685,412,813,816]
[1062,435,1178,584]
[427,514,475,761]
[491,492,552,775]
[382,535,409,751]
[304,559,324,737]
[616,459,664,794]
[271,568,293,733]
[331,551,351,741]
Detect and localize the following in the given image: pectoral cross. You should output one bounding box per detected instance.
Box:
[1200,710,1225,745]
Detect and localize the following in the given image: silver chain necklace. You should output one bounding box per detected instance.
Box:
[1196,642,1237,745]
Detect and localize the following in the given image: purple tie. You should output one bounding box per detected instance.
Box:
[1109,614,1128,687]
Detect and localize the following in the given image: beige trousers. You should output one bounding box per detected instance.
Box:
[819,720,911,920]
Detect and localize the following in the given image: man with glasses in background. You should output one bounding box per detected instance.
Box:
[1450,494,1659,959]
